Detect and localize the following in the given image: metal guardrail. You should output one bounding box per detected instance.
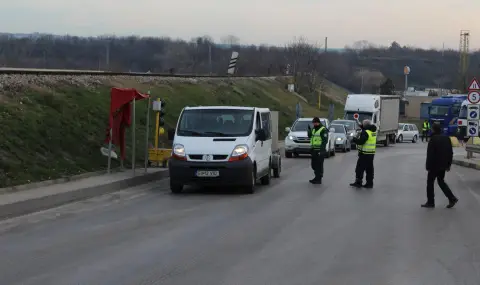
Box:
[0,67,286,78]
[466,137,480,159]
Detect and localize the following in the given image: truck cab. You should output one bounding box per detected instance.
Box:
[428,95,467,136]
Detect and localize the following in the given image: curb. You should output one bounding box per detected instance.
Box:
[0,170,169,220]
[452,159,480,170]
[0,168,124,194]
[0,141,286,220]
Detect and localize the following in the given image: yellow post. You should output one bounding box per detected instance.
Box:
[318,91,321,110]
[154,98,160,162]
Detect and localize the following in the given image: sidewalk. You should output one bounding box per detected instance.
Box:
[0,168,169,220]
[452,147,480,171]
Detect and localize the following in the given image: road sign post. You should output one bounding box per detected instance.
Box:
[468,77,480,91]
[467,104,479,120]
[467,120,479,137]
[468,91,480,104]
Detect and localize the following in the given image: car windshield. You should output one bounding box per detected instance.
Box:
[292,120,312,131]
[331,125,345,133]
[332,120,356,130]
[429,105,449,116]
[177,108,254,137]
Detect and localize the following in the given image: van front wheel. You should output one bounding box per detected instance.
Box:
[170,181,183,194]
[261,164,271,185]
[244,169,256,194]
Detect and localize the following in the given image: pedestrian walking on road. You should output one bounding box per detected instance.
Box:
[421,119,430,142]
[422,123,458,208]
[307,117,328,184]
[350,119,376,188]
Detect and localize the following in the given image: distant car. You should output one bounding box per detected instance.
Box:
[329,124,352,152]
[331,119,359,147]
[396,123,419,143]
[284,118,335,158]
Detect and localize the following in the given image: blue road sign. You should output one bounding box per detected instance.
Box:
[469,127,477,135]
[470,110,478,119]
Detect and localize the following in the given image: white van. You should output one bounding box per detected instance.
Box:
[168,106,280,194]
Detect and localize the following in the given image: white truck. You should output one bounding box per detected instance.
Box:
[344,94,401,146]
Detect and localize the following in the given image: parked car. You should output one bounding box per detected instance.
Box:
[396,123,419,143]
[330,124,352,152]
[285,117,336,158]
[331,119,359,147]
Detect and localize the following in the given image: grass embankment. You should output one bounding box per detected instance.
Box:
[0,75,345,187]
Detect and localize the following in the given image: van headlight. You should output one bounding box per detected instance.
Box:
[229,144,249,161]
[336,137,343,141]
[287,135,296,141]
[172,144,186,159]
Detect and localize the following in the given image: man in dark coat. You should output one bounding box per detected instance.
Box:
[422,123,458,208]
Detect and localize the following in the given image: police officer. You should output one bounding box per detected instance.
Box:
[307,117,328,184]
[350,119,376,188]
[422,119,430,142]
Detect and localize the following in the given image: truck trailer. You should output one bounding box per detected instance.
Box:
[344,94,401,146]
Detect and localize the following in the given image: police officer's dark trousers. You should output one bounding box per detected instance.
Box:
[422,130,428,142]
[355,153,374,184]
[311,149,324,180]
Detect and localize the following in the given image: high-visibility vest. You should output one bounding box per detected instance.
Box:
[359,130,376,154]
[310,127,325,148]
[423,122,430,131]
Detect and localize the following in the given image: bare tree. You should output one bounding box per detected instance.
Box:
[286,36,323,95]
[220,35,240,46]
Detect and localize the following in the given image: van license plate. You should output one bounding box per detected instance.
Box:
[196,170,219,177]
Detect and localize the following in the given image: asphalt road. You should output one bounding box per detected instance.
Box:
[1,142,480,285]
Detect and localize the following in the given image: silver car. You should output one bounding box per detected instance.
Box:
[331,119,359,147]
[329,124,352,152]
[284,118,336,158]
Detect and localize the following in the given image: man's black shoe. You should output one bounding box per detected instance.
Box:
[421,203,435,208]
[362,183,373,188]
[446,198,458,209]
[310,178,322,184]
[349,182,362,188]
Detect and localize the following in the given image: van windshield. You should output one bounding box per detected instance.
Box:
[177,108,254,137]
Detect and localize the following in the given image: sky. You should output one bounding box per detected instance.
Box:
[1,0,479,50]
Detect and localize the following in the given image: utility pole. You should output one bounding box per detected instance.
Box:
[208,44,212,75]
[459,30,470,92]
[105,42,110,71]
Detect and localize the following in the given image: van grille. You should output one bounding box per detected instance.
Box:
[188,154,228,160]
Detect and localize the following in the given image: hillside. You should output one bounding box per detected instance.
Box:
[2,34,479,95]
[0,75,345,187]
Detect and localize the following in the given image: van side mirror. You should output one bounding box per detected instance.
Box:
[167,128,175,141]
[285,127,291,132]
[256,129,267,141]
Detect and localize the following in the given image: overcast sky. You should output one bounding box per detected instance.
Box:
[1,0,479,50]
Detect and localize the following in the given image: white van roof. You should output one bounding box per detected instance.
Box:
[183,106,270,112]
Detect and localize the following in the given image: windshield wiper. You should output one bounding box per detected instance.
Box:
[202,131,228,137]
[179,130,204,136]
